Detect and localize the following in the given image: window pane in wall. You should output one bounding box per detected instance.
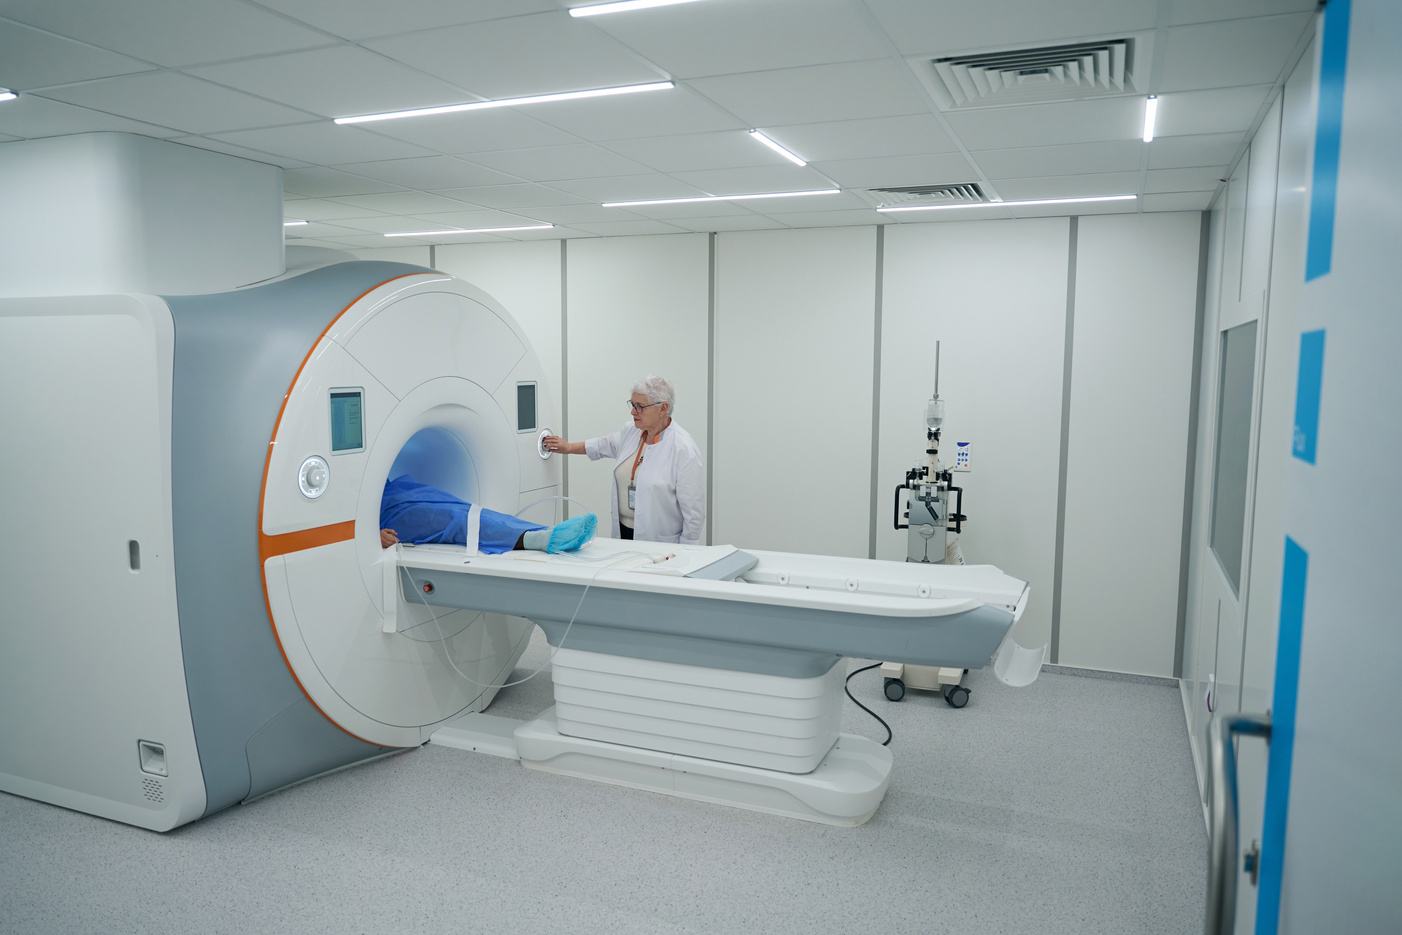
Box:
[1210,319,1259,593]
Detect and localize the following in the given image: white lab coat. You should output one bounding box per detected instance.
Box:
[585,420,705,545]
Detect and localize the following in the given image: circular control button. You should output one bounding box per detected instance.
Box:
[298,456,330,499]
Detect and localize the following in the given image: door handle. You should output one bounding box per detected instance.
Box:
[1203,712,1271,935]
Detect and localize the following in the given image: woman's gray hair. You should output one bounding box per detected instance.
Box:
[632,374,676,416]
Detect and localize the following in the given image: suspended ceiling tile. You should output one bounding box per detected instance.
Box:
[334,155,518,190]
[521,203,643,225]
[283,166,407,198]
[1009,197,1137,219]
[0,19,155,90]
[943,95,1144,151]
[1142,191,1215,211]
[432,183,592,210]
[211,122,436,166]
[253,0,557,41]
[187,46,472,120]
[758,208,886,228]
[566,219,689,237]
[0,0,331,68]
[973,140,1145,179]
[759,114,958,162]
[1157,13,1314,93]
[605,131,780,174]
[662,215,784,233]
[863,0,1159,57]
[170,135,311,169]
[525,87,745,142]
[809,153,977,189]
[39,72,312,135]
[612,199,767,220]
[309,231,419,248]
[583,0,888,79]
[689,60,930,127]
[355,109,579,156]
[329,192,475,217]
[989,171,1142,200]
[1145,167,1228,193]
[468,144,654,182]
[364,12,662,101]
[0,93,184,138]
[407,208,555,230]
[548,174,709,203]
[279,198,388,221]
[1170,0,1316,27]
[669,164,836,196]
[1146,132,1244,169]
[1154,85,1273,137]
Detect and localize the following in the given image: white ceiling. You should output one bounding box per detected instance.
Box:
[0,0,1317,247]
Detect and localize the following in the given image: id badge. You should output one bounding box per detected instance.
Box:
[627,484,636,509]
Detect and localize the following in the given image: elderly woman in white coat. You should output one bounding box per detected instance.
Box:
[542,375,705,545]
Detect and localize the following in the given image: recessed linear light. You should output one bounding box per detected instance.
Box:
[335,82,674,125]
[748,130,806,167]
[284,220,308,227]
[878,195,1137,213]
[385,225,555,238]
[0,90,17,103]
[1143,95,1159,143]
[604,189,839,208]
[570,0,707,16]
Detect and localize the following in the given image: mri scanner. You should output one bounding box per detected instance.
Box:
[0,135,1044,833]
[0,259,1042,830]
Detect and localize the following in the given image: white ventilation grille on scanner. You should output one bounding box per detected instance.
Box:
[863,183,990,209]
[925,38,1143,109]
[141,777,165,804]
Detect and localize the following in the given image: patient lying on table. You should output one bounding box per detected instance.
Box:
[379,475,596,554]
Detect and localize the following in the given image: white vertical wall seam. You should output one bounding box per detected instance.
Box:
[1175,211,1213,678]
[706,231,716,547]
[868,226,885,559]
[1051,215,1079,665]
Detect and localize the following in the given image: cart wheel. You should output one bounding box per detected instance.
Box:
[884,678,906,702]
[944,685,970,708]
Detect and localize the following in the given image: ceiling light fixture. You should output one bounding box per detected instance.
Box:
[1142,96,1159,143]
[335,82,674,125]
[0,90,17,103]
[878,195,1137,213]
[604,189,839,207]
[384,225,555,238]
[283,220,308,227]
[748,130,806,167]
[570,0,707,17]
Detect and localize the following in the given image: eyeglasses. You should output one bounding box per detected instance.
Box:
[628,400,662,413]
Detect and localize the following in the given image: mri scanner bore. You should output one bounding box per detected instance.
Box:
[0,258,1046,832]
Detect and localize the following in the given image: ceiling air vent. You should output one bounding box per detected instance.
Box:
[922,37,1146,109]
[865,183,989,209]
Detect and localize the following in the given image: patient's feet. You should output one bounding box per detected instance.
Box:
[521,513,598,553]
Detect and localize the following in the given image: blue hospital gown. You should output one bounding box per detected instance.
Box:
[379,475,544,554]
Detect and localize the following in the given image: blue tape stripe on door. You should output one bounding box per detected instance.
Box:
[1292,330,1325,464]
[1305,0,1352,281]
[1254,537,1309,935]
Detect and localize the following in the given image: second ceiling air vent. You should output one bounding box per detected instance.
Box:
[922,37,1147,109]
[865,183,990,208]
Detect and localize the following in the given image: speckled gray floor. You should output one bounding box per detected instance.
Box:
[0,631,1206,935]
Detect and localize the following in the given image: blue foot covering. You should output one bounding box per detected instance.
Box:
[547,513,598,553]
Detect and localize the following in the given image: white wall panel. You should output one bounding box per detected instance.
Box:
[564,234,711,525]
[1059,213,1203,676]
[435,241,564,419]
[878,219,1068,648]
[713,227,876,556]
[346,244,430,267]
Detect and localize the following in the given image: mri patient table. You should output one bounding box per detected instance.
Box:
[394,539,1042,826]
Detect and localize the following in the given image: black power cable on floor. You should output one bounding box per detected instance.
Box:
[844,662,893,746]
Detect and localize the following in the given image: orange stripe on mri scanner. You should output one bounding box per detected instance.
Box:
[257,520,356,562]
